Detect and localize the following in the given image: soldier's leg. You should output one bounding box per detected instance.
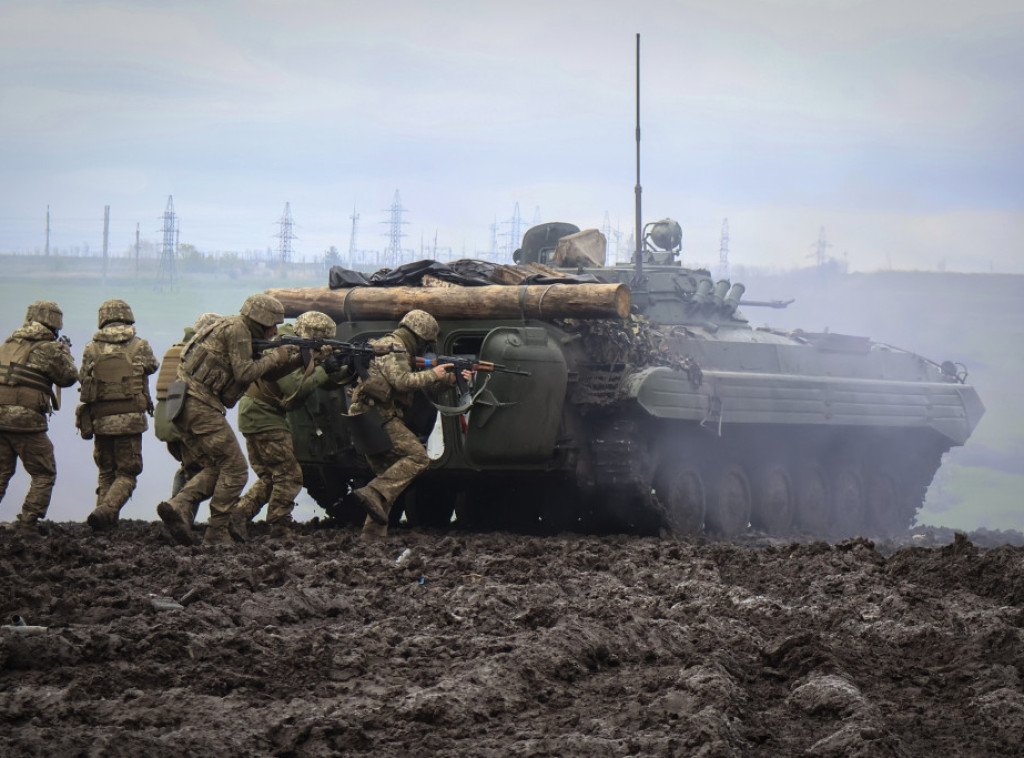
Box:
[102,435,143,514]
[191,415,248,545]
[236,433,272,521]
[0,435,17,505]
[262,430,303,529]
[88,435,134,532]
[92,435,116,506]
[166,441,187,498]
[360,419,429,539]
[177,443,210,522]
[158,401,222,545]
[228,433,273,542]
[19,432,57,523]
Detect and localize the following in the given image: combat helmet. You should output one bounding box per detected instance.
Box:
[25,300,63,331]
[98,298,135,328]
[294,311,336,339]
[240,294,285,328]
[399,309,439,342]
[193,312,222,332]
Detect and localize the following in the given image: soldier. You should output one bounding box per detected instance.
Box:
[156,294,302,547]
[78,299,160,531]
[0,301,79,532]
[152,312,221,521]
[228,310,352,540]
[347,309,471,541]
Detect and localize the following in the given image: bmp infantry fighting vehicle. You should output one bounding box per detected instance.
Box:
[267,220,984,539]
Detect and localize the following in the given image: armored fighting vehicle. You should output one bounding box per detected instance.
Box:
[268,220,984,538]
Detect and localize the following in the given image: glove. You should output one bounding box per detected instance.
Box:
[271,346,291,366]
[322,353,344,373]
[327,367,352,385]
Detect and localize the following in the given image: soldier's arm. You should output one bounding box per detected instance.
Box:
[138,339,160,376]
[378,351,442,392]
[49,342,79,388]
[225,324,294,385]
[277,364,333,403]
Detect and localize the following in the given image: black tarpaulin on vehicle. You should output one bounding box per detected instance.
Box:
[328,258,604,290]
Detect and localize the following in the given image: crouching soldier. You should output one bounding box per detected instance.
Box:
[347,309,471,541]
[152,312,221,521]
[0,301,79,533]
[229,310,352,540]
[157,294,302,547]
[78,299,159,531]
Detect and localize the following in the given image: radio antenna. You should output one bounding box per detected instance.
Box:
[631,33,646,291]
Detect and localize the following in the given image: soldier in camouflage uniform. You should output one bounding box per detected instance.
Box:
[152,312,221,521]
[0,301,79,532]
[348,309,471,541]
[78,299,160,531]
[228,310,352,540]
[157,294,302,547]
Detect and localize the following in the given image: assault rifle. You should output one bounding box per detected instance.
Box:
[252,336,404,374]
[414,352,530,407]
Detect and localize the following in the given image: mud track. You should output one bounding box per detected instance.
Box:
[3,522,1024,756]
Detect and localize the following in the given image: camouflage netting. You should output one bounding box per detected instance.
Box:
[557,316,703,406]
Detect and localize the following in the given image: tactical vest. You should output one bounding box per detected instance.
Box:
[0,339,56,414]
[180,319,244,405]
[79,339,151,418]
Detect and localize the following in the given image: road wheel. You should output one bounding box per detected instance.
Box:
[831,464,866,538]
[864,469,903,536]
[794,462,831,537]
[750,463,795,535]
[705,464,751,538]
[654,463,705,536]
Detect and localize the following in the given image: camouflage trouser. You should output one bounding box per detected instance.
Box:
[363,417,429,534]
[0,430,57,523]
[237,428,303,525]
[93,433,143,516]
[169,397,247,528]
[166,439,207,520]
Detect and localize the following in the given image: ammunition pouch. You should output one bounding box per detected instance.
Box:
[75,403,94,440]
[165,381,188,425]
[341,407,393,456]
[153,400,182,443]
[181,343,233,398]
[356,374,392,405]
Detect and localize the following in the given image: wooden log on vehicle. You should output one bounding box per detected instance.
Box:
[265,283,631,321]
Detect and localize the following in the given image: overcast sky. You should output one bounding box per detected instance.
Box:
[1,0,1022,272]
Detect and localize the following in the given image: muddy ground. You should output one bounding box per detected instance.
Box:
[2,521,1024,757]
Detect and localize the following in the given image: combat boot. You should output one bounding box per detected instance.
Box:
[352,486,389,526]
[268,520,293,539]
[360,520,388,542]
[202,525,234,547]
[13,513,41,536]
[87,506,119,532]
[157,501,194,546]
[228,506,252,543]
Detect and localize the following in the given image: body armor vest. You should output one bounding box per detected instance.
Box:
[180,319,245,405]
[0,340,56,413]
[80,340,150,418]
